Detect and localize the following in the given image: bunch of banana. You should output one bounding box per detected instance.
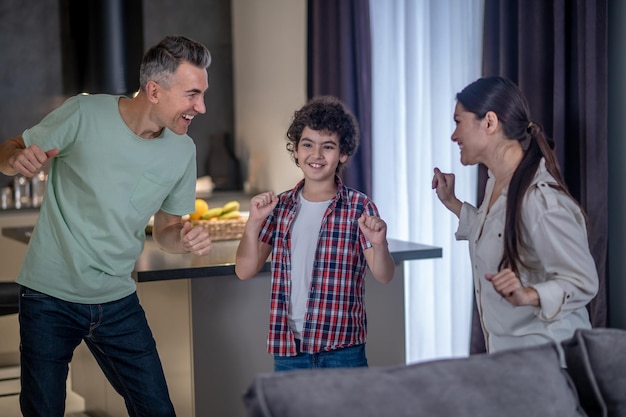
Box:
[200,200,242,221]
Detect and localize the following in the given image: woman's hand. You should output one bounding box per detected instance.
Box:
[485,268,540,307]
[432,167,462,217]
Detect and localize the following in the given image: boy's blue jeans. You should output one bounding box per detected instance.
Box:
[273,338,368,372]
[18,286,175,417]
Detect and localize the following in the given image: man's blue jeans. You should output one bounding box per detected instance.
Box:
[273,339,368,372]
[18,286,175,417]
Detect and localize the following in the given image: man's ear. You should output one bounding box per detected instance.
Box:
[145,81,160,103]
[484,110,499,134]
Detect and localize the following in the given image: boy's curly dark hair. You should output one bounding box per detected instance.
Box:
[285,96,359,173]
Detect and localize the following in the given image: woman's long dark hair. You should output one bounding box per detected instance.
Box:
[456,76,580,274]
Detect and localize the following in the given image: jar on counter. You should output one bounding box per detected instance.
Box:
[1,186,13,209]
[31,171,47,208]
[13,175,31,209]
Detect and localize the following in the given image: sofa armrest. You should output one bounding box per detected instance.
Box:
[562,328,626,417]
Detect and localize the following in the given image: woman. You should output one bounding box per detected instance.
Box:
[432,76,598,353]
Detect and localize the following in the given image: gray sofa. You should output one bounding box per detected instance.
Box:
[243,328,626,417]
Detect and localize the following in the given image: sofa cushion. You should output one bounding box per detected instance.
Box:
[561,328,626,417]
[243,342,586,417]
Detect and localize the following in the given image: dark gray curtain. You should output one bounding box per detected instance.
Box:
[472,0,608,353]
[307,0,372,196]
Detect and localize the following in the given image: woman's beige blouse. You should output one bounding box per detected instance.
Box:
[456,159,599,353]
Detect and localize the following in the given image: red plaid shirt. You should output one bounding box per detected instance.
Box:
[259,176,379,356]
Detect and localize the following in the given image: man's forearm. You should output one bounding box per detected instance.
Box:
[153,222,186,253]
[0,136,25,176]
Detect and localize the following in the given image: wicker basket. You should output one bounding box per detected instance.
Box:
[192,217,248,241]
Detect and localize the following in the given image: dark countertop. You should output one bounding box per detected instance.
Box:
[2,226,442,283]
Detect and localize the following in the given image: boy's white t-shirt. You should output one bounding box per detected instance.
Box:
[288,193,331,338]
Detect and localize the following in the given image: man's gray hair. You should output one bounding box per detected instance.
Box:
[139,35,211,90]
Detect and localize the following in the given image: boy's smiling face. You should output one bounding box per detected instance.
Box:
[294,127,348,180]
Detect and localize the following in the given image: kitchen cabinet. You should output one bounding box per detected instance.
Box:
[0,210,39,356]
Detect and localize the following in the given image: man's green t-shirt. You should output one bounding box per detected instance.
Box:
[19,94,197,303]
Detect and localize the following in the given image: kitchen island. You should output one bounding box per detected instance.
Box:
[3,226,441,417]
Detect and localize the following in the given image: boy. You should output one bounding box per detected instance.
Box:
[235,96,395,371]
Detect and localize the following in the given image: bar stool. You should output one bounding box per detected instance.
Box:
[0,282,20,397]
[0,282,19,316]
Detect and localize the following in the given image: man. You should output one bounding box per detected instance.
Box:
[0,35,212,417]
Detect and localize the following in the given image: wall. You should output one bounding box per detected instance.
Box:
[0,0,304,193]
[0,0,234,185]
[143,0,236,181]
[0,0,310,194]
[231,0,305,194]
[608,0,626,329]
[0,1,65,188]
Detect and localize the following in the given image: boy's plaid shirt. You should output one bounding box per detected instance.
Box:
[259,176,379,356]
